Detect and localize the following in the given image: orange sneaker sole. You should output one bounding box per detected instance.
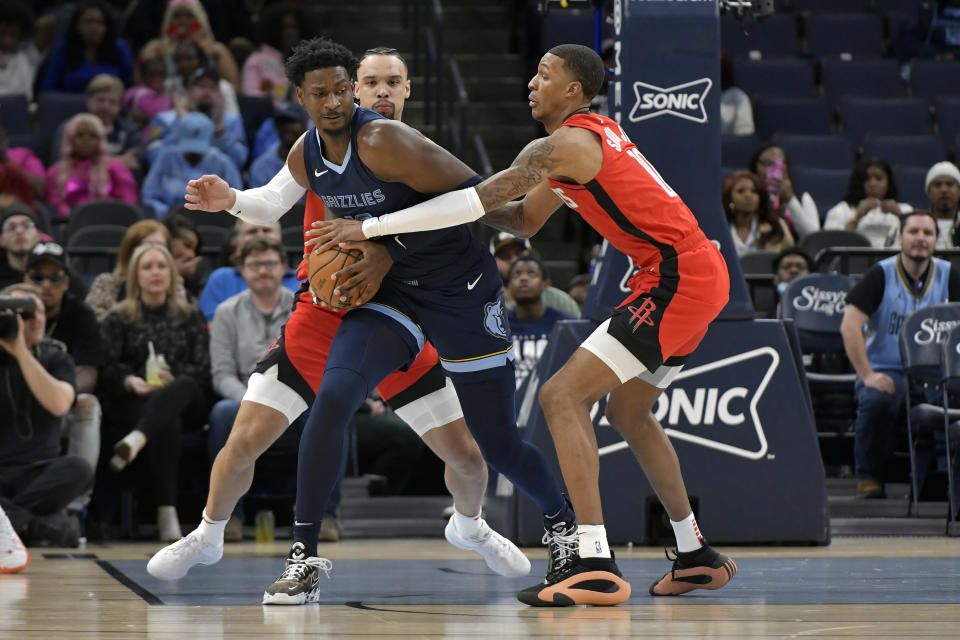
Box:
[523,570,632,606]
[650,556,737,596]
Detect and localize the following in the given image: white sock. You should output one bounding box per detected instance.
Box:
[577,523,611,559]
[123,429,147,456]
[671,512,704,553]
[453,508,482,538]
[197,508,228,546]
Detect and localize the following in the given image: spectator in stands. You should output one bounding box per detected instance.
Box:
[250,101,309,160]
[45,113,139,223]
[139,0,239,88]
[491,232,581,318]
[0,283,92,547]
[142,112,242,218]
[165,39,238,115]
[0,119,42,208]
[720,51,754,137]
[824,157,911,249]
[772,247,812,296]
[0,1,42,101]
[85,219,171,321]
[566,273,590,310]
[240,5,310,106]
[124,57,173,141]
[724,170,794,256]
[23,242,102,512]
[146,66,248,168]
[896,0,960,61]
[41,1,133,93]
[248,103,305,189]
[197,220,298,322]
[925,161,960,248]
[749,143,820,240]
[99,243,211,541]
[207,236,294,541]
[163,211,203,299]
[506,255,574,388]
[51,74,144,177]
[840,211,960,499]
[0,203,43,289]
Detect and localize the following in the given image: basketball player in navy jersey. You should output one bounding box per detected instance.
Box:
[181,37,576,605]
[315,44,739,606]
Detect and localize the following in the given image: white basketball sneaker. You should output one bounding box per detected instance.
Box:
[146,529,223,580]
[444,515,531,577]
[0,506,29,574]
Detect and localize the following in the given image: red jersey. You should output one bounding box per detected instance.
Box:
[547,113,704,269]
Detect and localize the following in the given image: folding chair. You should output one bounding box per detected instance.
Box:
[899,303,960,517]
[799,229,871,258]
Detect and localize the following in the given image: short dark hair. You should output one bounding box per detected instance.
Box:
[285,37,359,87]
[772,247,813,273]
[240,236,285,266]
[164,210,202,253]
[547,44,605,101]
[508,253,550,281]
[360,46,408,76]
[900,209,940,236]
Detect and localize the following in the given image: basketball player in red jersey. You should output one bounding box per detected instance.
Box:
[313,44,738,606]
[147,47,529,584]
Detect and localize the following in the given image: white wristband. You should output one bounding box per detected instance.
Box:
[360,187,486,238]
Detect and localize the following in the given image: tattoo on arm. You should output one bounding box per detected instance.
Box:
[475,139,561,211]
[480,202,525,236]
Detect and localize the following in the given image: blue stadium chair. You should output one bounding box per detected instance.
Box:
[937,97,960,153]
[0,95,29,135]
[36,92,87,141]
[721,14,799,59]
[910,60,960,105]
[791,168,850,214]
[778,272,857,377]
[720,166,738,187]
[805,13,885,59]
[721,135,759,169]
[862,135,945,169]
[791,0,865,11]
[773,134,854,169]
[755,98,833,138]
[237,95,275,151]
[820,58,904,110]
[733,58,816,100]
[839,97,930,146]
[892,165,931,208]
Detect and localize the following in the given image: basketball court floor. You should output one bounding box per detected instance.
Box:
[4,536,960,639]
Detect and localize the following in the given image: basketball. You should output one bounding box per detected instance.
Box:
[308,246,364,308]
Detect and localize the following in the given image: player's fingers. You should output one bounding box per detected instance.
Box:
[304,228,323,237]
[337,271,368,292]
[184,193,201,203]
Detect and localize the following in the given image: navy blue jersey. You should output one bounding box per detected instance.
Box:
[302,106,485,288]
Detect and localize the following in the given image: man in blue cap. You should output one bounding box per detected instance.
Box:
[249,103,307,190]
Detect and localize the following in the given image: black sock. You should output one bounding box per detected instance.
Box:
[288,535,317,560]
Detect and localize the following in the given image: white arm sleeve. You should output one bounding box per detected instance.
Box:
[360,187,485,238]
[226,165,306,225]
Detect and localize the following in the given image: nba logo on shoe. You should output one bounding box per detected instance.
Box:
[627,297,657,332]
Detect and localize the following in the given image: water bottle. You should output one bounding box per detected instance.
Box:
[255,509,275,543]
[145,341,163,386]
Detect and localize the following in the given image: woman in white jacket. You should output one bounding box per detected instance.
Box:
[823,156,911,248]
[749,143,820,240]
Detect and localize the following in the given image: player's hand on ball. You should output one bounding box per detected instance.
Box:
[307,219,366,254]
[184,175,234,211]
[332,241,393,307]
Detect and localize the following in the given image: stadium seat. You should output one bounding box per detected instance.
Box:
[936,97,960,152]
[36,93,86,143]
[791,168,851,214]
[799,229,871,259]
[805,13,885,59]
[892,165,931,208]
[820,58,904,110]
[0,95,30,135]
[755,98,833,138]
[839,97,930,146]
[197,225,229,250]
[64,200,143,242]
[66,224,127,275]
[721,135,759,170]
[773,134,854,170]
[910,60,960,105]
[862,135,945,169]
[721,14,799,59]
[791,0,865,11]
[237,95,275,152]
[739,250,779,275]
[733,58,817,100]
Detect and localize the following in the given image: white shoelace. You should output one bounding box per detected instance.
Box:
[542,526,578,576]
[280,556,333,582]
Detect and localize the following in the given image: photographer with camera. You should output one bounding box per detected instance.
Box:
[0,284,93,547]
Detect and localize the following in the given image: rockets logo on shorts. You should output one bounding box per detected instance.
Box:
[627,297,657,333]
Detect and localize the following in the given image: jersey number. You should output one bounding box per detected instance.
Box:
[551,187,579,209]
[604,126,677,199]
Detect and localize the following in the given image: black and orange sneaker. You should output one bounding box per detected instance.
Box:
[648,545,737,596]
[518,551,632,607]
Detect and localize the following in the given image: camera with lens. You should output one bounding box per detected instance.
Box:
[0,295,36,340]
